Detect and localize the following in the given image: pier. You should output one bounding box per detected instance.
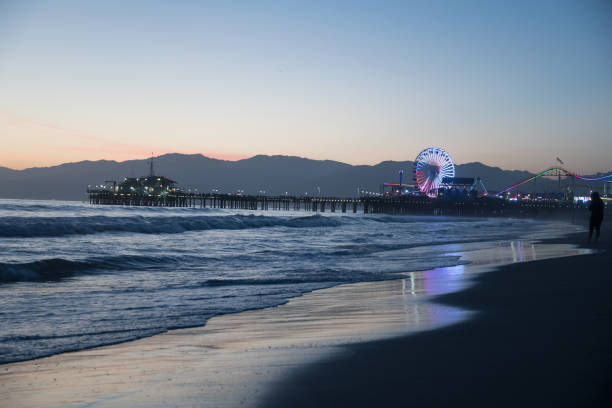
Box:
[87,189,590,220]
[85,149,607,221]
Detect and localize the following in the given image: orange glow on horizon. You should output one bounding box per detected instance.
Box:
[0,111,251,170]
[2,151,253,171]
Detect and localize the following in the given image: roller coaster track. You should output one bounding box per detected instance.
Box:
[496,168,612,196]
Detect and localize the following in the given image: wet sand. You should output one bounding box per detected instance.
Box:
[262,230,612,407]
[0,238,600,407]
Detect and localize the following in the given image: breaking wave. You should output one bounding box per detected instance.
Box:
[0,214,342,238]
[363,215,481,224]
[0,254,214,283]
[0,258,86,283]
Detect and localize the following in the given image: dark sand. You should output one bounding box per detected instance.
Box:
[261,229,612,407]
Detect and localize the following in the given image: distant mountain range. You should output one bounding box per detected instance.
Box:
[0,154,608,200]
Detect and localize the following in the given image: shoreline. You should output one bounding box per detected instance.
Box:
[0,234,595,408]
[261,229,612,407]
[0,218,578,366]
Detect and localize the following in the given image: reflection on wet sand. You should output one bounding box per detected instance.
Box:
[0,241,591,408]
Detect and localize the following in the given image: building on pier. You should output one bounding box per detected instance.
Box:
[94,155,180,196]
[117,176,178,196]
[382,183,419,196]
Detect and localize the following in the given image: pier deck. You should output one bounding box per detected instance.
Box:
[87,190,589,220]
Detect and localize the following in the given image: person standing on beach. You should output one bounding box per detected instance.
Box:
[588,191,604,243]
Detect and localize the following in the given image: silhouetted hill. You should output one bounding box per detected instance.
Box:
[0,154,606,200]
[0,166,17,176]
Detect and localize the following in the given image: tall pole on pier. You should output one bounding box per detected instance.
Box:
[556,157,564,197]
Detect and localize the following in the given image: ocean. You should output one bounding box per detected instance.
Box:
[0,199,570,364]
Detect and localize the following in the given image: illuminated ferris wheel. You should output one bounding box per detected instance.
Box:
[414,147,455,195]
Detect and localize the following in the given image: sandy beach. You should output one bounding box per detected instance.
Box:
[1,229,605,407]
[262,229,612,407]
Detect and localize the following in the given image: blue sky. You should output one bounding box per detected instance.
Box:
[0,0,610,173]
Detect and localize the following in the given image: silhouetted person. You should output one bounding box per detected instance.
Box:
[588,191,604,243]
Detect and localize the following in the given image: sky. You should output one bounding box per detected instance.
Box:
[0,0,611,173]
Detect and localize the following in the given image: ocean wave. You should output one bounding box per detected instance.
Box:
[202,267,402,287]
[0,214,342,238]
[0,254,214,283]
[325,237,500,256]
[204,277,339,287]
[364,215,482,224]
[0,258,86,283]
[0,327,166,343]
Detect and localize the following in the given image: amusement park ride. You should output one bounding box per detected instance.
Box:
[384,147,612,200]
[383,147,488,197]
[495,168,612,198]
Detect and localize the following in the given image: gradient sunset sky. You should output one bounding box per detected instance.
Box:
[1,0,611,173]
